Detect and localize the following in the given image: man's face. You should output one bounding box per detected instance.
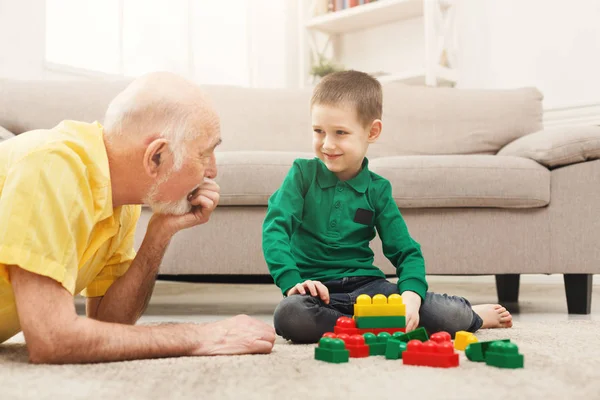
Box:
[145,121,221,215]
[311,103,372,181]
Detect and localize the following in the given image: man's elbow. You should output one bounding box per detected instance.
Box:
[26,322,81,364]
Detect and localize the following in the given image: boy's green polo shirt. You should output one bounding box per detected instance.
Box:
[262,157,428,300]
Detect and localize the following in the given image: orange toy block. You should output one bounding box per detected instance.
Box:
[353,294,406,317]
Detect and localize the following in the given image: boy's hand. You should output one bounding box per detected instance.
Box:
[287,280,330,304]
[401,291,422,332]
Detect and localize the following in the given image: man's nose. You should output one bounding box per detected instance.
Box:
[205,154,217,179]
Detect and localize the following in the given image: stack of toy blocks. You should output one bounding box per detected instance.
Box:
[353,294,406,334]
[465,339,524,369]
[402,331,460,368]
[314,336,350,363]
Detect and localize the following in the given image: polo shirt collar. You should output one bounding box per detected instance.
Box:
[316,157,371,193]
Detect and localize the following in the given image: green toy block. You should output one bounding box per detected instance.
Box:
[355,316,406,329]
[363,332,392,355]
[484,341,524,369]
[392,327,429,343]
[384,339,408,360]
[314,337,349,363]
[465,339,511,362]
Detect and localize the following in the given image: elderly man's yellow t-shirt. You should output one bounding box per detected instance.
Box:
[0,120,141,343]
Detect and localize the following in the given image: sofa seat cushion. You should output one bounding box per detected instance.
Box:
[369,155,550,208]
[217,151,313,205]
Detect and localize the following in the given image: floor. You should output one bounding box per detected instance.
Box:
[6,274,599,344]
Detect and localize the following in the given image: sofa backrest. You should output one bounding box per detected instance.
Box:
[0,79,543,156]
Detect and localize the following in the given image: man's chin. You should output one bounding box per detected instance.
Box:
[148,200,192,216]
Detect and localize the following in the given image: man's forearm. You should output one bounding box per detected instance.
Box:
[93,232,171,324]
[32,317,199,364]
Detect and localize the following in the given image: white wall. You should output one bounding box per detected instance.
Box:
[313,0,600,112]
[0,0,300,88]
[456,0,600,110]
[0,0,80,80]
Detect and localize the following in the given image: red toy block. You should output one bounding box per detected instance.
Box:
[334,316,360,335]
[430,331,451,344]
[333,317,405,336]
[344,334,370,358]
[322,331,370,358]
[402,339,459,368]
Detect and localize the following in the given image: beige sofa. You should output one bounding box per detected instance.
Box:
[1,79,599,314]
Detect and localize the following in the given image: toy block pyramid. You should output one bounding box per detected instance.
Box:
[352,294,406,334]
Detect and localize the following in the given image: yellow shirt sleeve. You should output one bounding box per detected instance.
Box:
[81,205,141,298]
[0,148,97,294]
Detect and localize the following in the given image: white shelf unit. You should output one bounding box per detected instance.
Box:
[301,0,458,87]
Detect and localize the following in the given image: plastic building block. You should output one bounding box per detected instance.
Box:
[344,334,370,358]
[323,332,370,358]
[334,316,360,335]
[454,331,478,351]
[392,327,429,343]
[360,327,405,335]
[363,332,392,356]
[355,316,406,329]
[485,341,524,369]
[430,331,451,343]
[354,294,406,317]
[465,339,510,362]
[385,339,408,360]
[402,340,459,368]
[335,317,405,336]
[314,337,349,364]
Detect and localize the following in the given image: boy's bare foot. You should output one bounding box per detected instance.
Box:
[472,304,513,329]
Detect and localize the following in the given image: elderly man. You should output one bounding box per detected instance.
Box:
[0,72,275,363]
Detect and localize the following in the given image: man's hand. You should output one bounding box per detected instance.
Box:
[150,178,221,239]
[190,315,276,356]
[401,290,422,332]
[286,280,330,304]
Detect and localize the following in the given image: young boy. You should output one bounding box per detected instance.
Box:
[262,70,513,343]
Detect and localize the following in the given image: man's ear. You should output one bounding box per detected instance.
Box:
[368,119,382,143]
[143,138,169,178]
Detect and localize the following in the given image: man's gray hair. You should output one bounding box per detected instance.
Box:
[103,72,208,170]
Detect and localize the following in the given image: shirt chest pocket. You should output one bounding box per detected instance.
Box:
[353,208,374,226]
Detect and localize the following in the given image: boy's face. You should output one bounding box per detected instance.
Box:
[311,103,381,181]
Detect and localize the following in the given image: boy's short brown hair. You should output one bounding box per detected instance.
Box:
[311,70,382,127]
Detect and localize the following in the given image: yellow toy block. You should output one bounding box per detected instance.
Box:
[353,294,405,317]
[454,331,478,351]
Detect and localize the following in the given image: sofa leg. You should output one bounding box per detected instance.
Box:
[495,274,520,304]
[564,274,593,314]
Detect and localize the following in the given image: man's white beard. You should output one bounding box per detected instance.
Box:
[147,196,192,216]
[143,176,193,216]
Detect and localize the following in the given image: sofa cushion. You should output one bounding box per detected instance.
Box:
[217,151,313,205]
[497,125,600,169]
[369,155,550,208]
[368,84,543,158]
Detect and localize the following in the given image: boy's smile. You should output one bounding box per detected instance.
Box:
[311,103,382,181]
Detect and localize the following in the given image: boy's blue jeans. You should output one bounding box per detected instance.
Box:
[273,276,483,343]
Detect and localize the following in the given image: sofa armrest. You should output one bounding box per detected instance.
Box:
[497,125,600,169]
